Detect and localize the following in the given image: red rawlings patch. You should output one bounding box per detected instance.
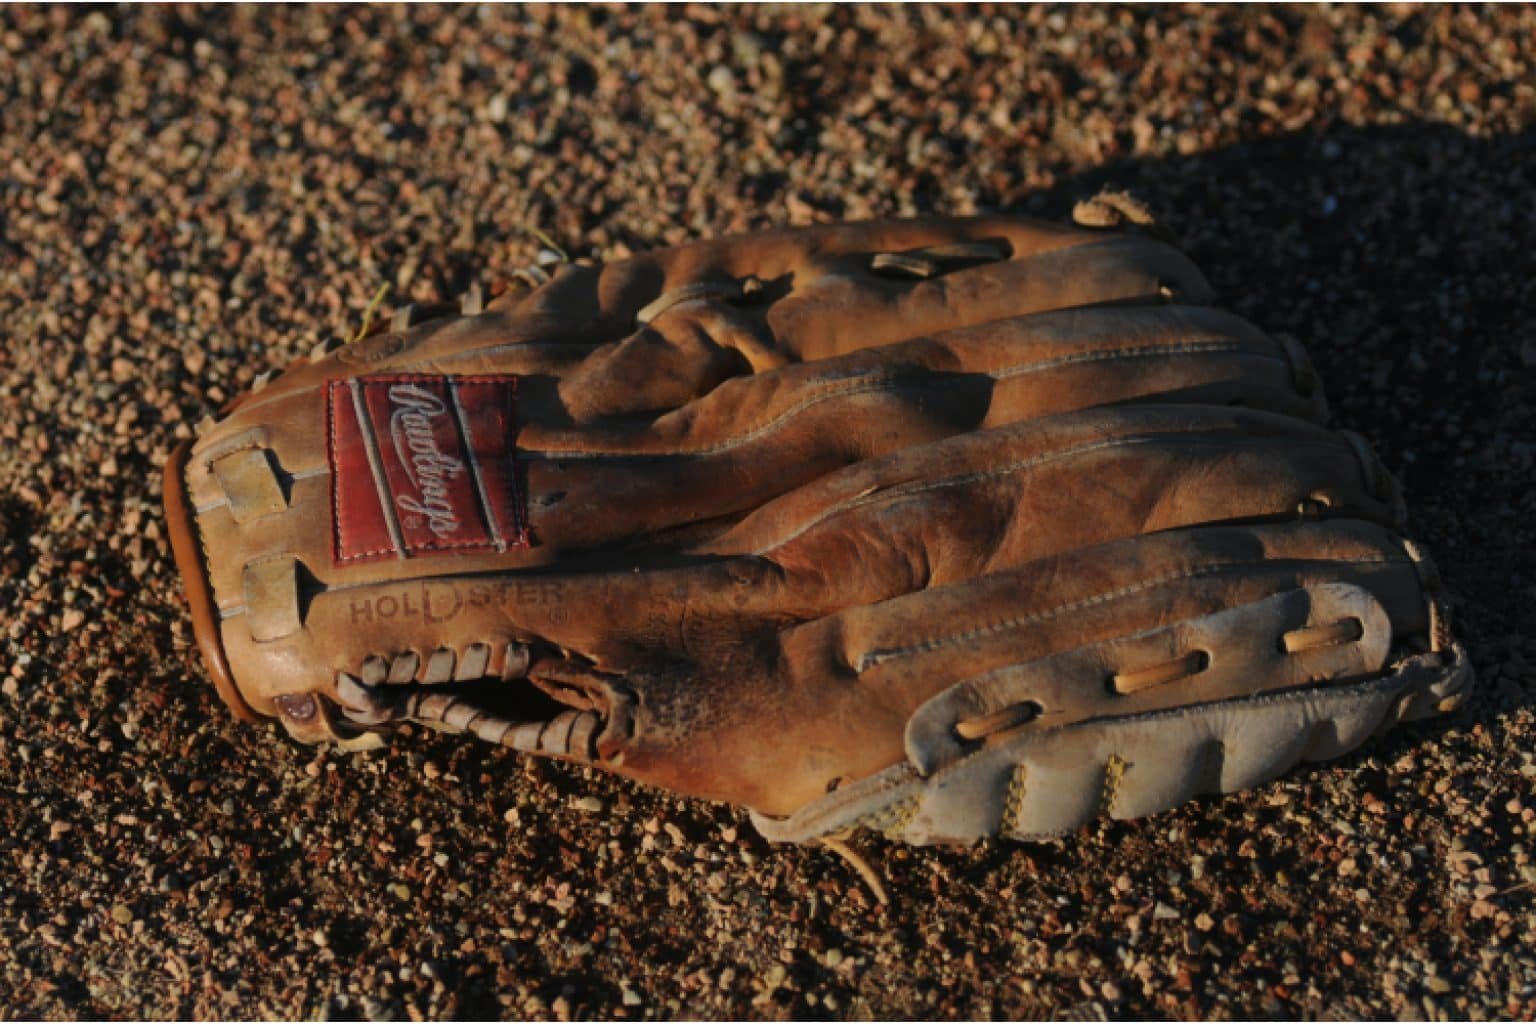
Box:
[326,374,529,564]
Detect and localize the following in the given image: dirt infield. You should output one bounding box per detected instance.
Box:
[2,5,1534,1019]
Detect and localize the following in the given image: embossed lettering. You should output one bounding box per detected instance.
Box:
[422,582,463,624]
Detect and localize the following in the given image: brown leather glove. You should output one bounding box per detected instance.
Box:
[164,208,1471,844]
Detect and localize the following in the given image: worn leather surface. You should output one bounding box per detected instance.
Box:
[165,211,1464,830]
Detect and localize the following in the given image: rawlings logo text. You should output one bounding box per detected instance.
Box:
[387,382,466,539]
[329,372,526,564]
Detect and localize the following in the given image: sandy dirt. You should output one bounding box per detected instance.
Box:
[1,5,1534,1019]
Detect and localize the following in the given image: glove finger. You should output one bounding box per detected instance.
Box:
[309,221,1209,417]
[191,221,1228,584]
[226,215,1188,424]
[485,213,1192,364]
[520,302,1325,456]
[514,305,1325,547]
[536,232,1213,421]
[624,520,1452,822]
[703,403,1404,576]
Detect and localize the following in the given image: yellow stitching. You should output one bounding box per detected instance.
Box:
[1002,764,1028,837]
[1100,754,1129,818]
[841,794,920,840]
[879,795,921,840]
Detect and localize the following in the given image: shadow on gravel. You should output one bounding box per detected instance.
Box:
[0,494,38,569]
[1005,121,1536,735]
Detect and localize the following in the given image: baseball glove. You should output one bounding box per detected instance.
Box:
[164,203,1471,845]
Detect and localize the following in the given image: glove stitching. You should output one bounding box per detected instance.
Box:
[929,651,1467,841]
[326,375,401,561]
[1000,764,1029,838]
[770,660,1439,844]
[762,642,1465,844]
[219,337,1264,465]
[758,433,1352,556]
[937,654,1453,771]
[525,339,1261,461]
[325,378,355,563]
[854,553,1408,672]
[872,795,922,839]
[197,338,1277,525]
[823,794,922,842]
[426,324,1247,378]
[757,764,920,837]
[187,460,226,615]
[1099,754,1129,817]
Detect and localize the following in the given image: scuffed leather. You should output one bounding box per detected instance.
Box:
[165,211,1464,831]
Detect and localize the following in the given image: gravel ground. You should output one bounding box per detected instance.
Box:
[2,4,1534,1019]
